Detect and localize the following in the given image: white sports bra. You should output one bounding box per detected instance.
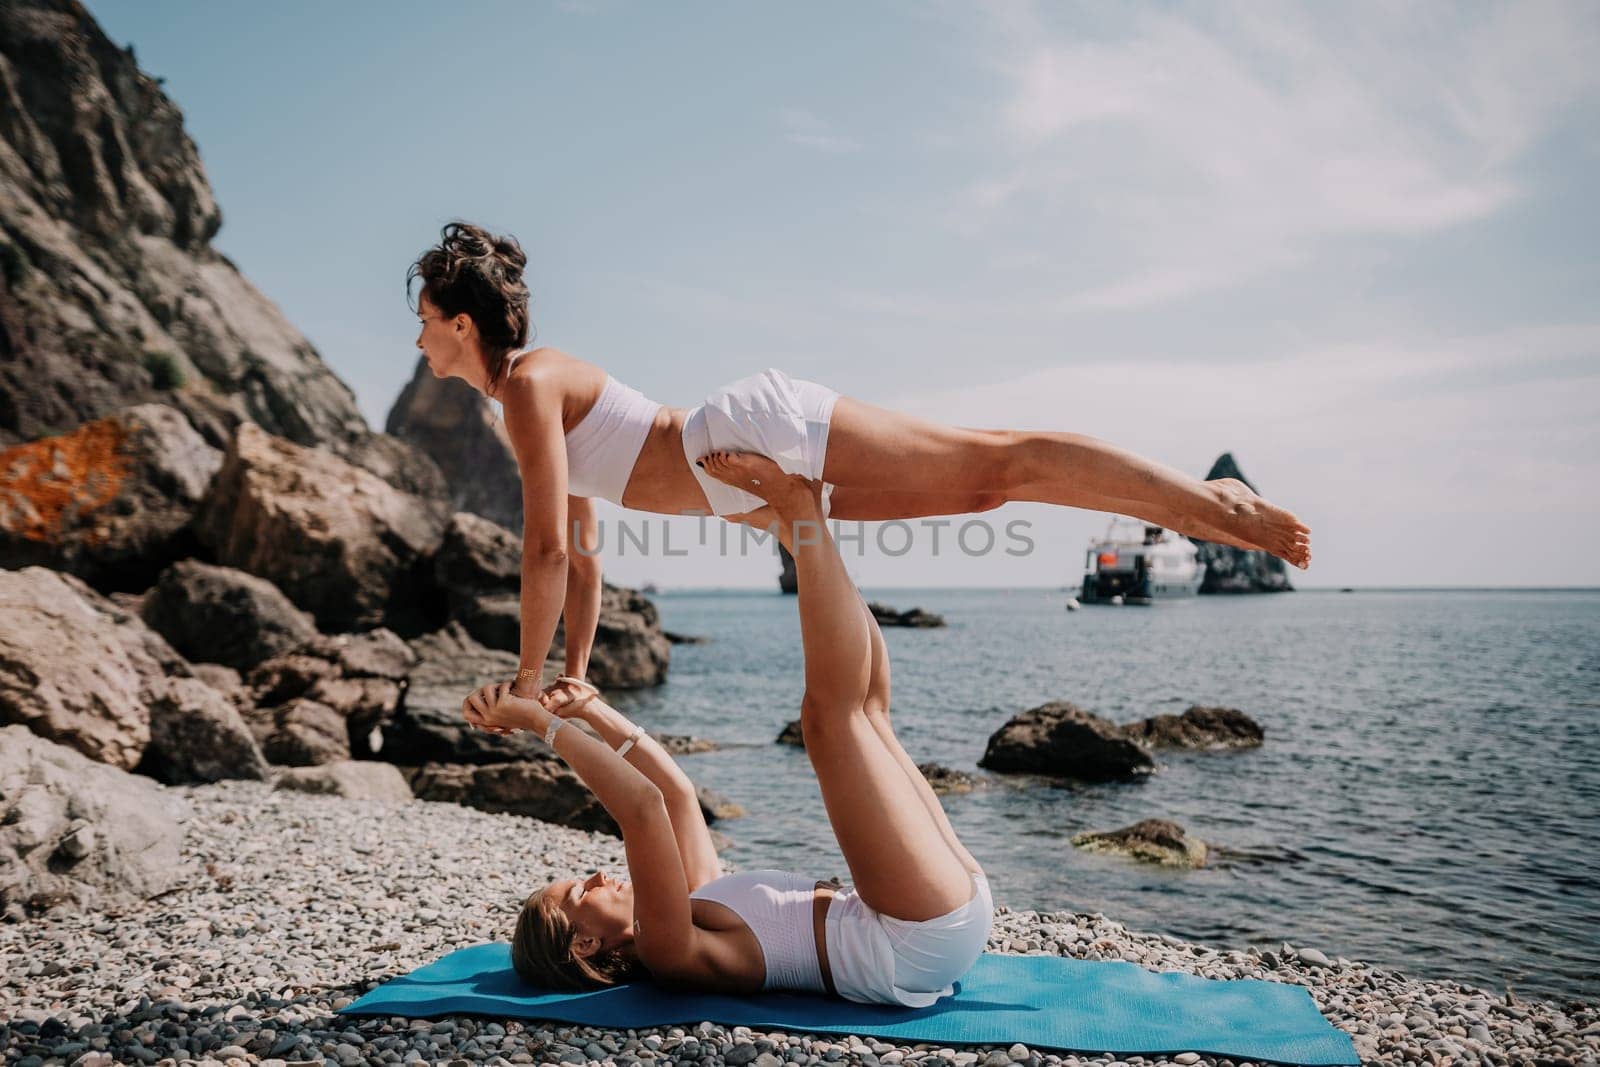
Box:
[689,870,827,992]
[561,374,662,504]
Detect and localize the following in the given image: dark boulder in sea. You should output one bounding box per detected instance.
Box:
[979,702,1155,782]
[777,719,805,747]
[917,762,987,795]
[1121,705,1264,750]
[869,602,947,628]
[1193,453,1294,594]
[1072,818,1209,868]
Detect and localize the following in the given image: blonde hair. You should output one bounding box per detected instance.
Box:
[511,884,646,991]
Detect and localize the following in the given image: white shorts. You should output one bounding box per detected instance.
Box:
[681,368,840,517]
[824,871,992,1007]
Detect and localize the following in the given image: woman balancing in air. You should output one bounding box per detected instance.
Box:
[465,452,992,1003]
[411,221,1311,707]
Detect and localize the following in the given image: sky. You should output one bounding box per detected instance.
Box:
[86,1,1600,589]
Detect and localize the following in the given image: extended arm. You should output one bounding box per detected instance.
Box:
[502,372,572,696]
[561,495,604,681]
[470,686,700,976]
[555,690,723,890]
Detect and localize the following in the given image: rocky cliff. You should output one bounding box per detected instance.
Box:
[1195,452,1294,594]
[0,0,443,500]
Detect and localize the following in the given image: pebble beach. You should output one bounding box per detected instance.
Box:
[3,781,1596,1067]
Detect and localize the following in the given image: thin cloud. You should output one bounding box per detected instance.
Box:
[779,107,860,154]
[957,1,1600,309]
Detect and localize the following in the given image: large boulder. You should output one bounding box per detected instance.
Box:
[1072,818,1209,869]
[138,676,270,784]
[244,629,413,760]
[405,760,617,835]
[978,702,1155,782]
[1194,453,1294,594]
[0,404,220,591]
[192,421,451,634]
[0,566,193,769]
[0,725,190,918]
[244,697,349,766]
[273,760,412,802]
[1121,705,1264,750]
[386,359,524,534]
[139,558,319,671]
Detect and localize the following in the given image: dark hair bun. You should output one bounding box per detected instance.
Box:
[407,221,532,396]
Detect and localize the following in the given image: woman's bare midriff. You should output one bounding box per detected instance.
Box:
[618,406,713,516]
[689,881,838,996]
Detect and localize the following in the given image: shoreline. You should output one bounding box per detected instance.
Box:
[2,781,1595,1067]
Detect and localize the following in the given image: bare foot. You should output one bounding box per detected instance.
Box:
[697,451,820,517]
[1210,478,1312,569]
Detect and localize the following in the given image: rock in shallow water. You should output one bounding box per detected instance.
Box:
[1071,819,1209,869]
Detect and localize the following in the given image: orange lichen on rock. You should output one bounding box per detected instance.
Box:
[0,418,134,546]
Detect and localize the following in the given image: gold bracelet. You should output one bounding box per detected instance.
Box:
[516,667,543,685]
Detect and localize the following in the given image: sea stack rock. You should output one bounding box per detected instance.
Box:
[1194,453,1294,594]
[386,359,524,534]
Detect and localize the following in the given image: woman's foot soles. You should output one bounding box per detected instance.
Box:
[697,452,821,515]
[1210,478,1312,569]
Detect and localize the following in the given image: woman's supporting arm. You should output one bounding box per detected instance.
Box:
[476,686,699,974]
[501,372,572,696]
[562,495,604,681]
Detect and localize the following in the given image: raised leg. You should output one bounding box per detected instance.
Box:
[698,452,976,921]
[821,396,1310,567]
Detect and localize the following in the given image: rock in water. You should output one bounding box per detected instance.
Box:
[1121,705,1264,750]
[868,602,947,628]
[1072,818,1209,868]
[0,725,191,917]
[1193,453,1294,594]
[979,702,1155,782]
[0,405,221,591]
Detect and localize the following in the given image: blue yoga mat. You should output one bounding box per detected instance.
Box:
[341,944,1358,1065]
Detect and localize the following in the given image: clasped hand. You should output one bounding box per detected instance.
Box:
[461,678,595,736]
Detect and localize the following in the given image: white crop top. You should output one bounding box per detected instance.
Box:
[563,374,662,504]
[689,870,826,993]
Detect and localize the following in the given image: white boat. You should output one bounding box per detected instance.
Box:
[1079,518,1206,604]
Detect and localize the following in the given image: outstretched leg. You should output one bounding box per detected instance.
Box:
[821,396,1311,567]
[699,451,976,922]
